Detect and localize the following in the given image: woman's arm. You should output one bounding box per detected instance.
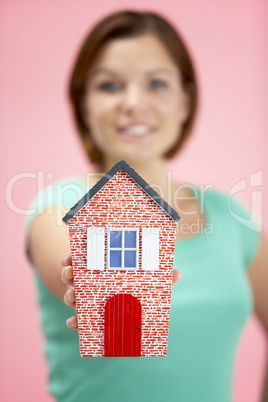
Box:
[247,233,268,402]
[27,206,71,300]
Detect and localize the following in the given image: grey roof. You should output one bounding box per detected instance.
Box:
[62,160,180,224]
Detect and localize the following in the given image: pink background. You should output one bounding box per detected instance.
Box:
[1,0,267,401]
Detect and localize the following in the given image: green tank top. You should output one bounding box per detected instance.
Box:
[25,176,260,402]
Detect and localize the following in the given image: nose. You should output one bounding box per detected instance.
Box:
[118,84,149,114]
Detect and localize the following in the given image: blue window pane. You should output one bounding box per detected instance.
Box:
[124,231,136,248]
[124,251,136,268]
[110,250,121,267]
[110,231,122,248]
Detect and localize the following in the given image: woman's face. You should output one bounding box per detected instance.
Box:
[83,34,190,164]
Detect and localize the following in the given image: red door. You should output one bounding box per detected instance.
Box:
[104,294,141,357]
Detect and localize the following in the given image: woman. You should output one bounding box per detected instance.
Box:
[26,10,268,402]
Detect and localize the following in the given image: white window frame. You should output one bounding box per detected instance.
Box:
[107,227,139,271]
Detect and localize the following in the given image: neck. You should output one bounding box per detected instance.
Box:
[99,156,175,207]
[101,156,171,187]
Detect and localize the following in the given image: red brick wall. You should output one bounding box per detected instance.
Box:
[68,170,177,356]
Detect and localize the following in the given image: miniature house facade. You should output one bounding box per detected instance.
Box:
[63,160,179,357]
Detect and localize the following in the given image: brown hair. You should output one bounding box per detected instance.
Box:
[69,10,198,165]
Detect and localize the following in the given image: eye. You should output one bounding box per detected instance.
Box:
[98,82,121,92]
[150,79,167,90]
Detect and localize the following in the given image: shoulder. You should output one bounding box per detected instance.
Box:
[35,175,87,209]
[25,175,86,229]
[201,187,261,267]
[24,174,88,268]
[199,187,230,207]
[199,187,257,227]
[24,175,87,260]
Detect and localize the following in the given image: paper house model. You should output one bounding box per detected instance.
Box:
[63,160,179,357]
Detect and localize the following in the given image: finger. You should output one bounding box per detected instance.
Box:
[66,315,78,330]
[64,288,76,310]
[61,265,74,287]
[172,269,181,286]
[61,253,72,267]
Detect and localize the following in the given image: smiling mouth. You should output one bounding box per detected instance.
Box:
[118,124,155,138]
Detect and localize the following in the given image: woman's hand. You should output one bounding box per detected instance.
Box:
[61,253,182,330]
[172,269,181,285]
[61,254,78,329]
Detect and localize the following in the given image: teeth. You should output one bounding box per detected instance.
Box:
[122,125,151,135]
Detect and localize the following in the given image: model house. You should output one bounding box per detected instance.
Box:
[63,160,179,357]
